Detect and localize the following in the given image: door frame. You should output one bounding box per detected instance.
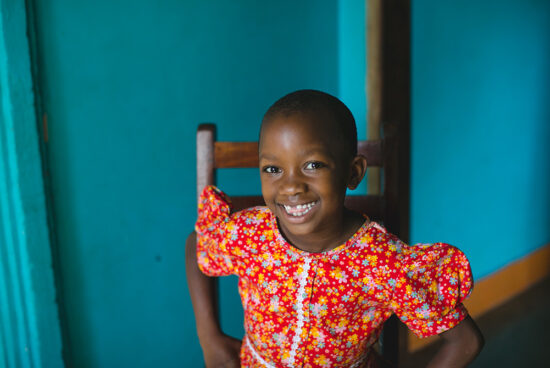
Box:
[0,0,64,367]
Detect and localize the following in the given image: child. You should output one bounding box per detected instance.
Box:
[186,90,483,367]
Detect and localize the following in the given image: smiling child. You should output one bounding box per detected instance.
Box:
[186,90,483,367]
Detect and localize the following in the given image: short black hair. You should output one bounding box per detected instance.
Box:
[261,89,357,157]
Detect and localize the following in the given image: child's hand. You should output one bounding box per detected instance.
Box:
[202,333,242,368]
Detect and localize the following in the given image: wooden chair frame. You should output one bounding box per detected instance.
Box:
[196,122,405,365]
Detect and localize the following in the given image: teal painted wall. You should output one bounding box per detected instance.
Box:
[28,0,550,366]
[338,0,366,139]
[411,0,550,279]
[31,0,365,366]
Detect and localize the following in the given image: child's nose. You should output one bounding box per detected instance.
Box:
[280,172,307,196]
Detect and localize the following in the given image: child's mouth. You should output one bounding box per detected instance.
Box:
[282,201,318,217]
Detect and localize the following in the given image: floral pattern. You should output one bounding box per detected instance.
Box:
[196,186,473,368]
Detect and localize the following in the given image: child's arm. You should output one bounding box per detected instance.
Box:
[427,315,484,367]
[185,231,241,368]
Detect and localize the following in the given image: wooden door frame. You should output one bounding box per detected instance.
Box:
[367,0,411,363]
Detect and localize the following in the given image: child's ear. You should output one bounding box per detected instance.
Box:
[347,155,367,190]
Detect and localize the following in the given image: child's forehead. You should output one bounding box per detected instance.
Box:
[260,112,349,158]
[262,110,339,137]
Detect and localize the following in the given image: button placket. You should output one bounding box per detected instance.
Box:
[287,256,312,366]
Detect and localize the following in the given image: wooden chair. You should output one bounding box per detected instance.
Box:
[196,122,406,366]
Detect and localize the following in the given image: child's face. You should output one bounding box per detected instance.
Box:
[259,112,364,246]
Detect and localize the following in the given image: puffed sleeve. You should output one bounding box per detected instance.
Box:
[389,240,473,338]
[194,185,240,277]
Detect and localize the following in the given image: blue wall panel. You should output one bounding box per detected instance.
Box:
[411,0,550,279]
[31,1,364,366]
[338,0,366,141]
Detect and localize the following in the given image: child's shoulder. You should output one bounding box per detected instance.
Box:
[230,205,273,227]
[358,221,466,262]
[359,221,405,250]
[353,221,407,262]
[198,185,273,231]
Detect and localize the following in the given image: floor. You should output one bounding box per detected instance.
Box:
[404,276,550,367]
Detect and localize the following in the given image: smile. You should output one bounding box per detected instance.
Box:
[282,201,318,217]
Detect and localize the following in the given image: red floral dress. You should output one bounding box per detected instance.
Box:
[196,186,473,368]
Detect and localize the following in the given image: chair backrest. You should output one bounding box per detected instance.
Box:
[196,122,402,365]
[197,123,396,224]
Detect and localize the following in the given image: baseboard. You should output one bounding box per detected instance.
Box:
[408,242,550,352]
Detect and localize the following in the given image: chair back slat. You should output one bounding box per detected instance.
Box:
[197,124,387,219]
[229,195,384,221]
[212,139,383,169]
[214,142,259,168]
[230,196,265,211]
[345,195,384,221]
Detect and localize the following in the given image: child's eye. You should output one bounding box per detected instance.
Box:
[304,161,324,170]
[262,166,281,174]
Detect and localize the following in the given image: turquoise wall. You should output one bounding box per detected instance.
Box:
[26,0,550,366]
[338,0,366,135]
[31,0,364,366]
[411,0,550,279]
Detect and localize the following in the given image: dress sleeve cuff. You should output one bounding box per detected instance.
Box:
[410,303,469,338]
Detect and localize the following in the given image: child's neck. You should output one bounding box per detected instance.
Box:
[278,209,366,253]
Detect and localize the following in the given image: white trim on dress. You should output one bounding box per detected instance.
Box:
[287,257,312,366]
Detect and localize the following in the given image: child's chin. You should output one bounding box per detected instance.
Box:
[278,212,314,229]
[278,218,316,238]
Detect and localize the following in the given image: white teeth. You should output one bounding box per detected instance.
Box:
[282,201,318,216]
